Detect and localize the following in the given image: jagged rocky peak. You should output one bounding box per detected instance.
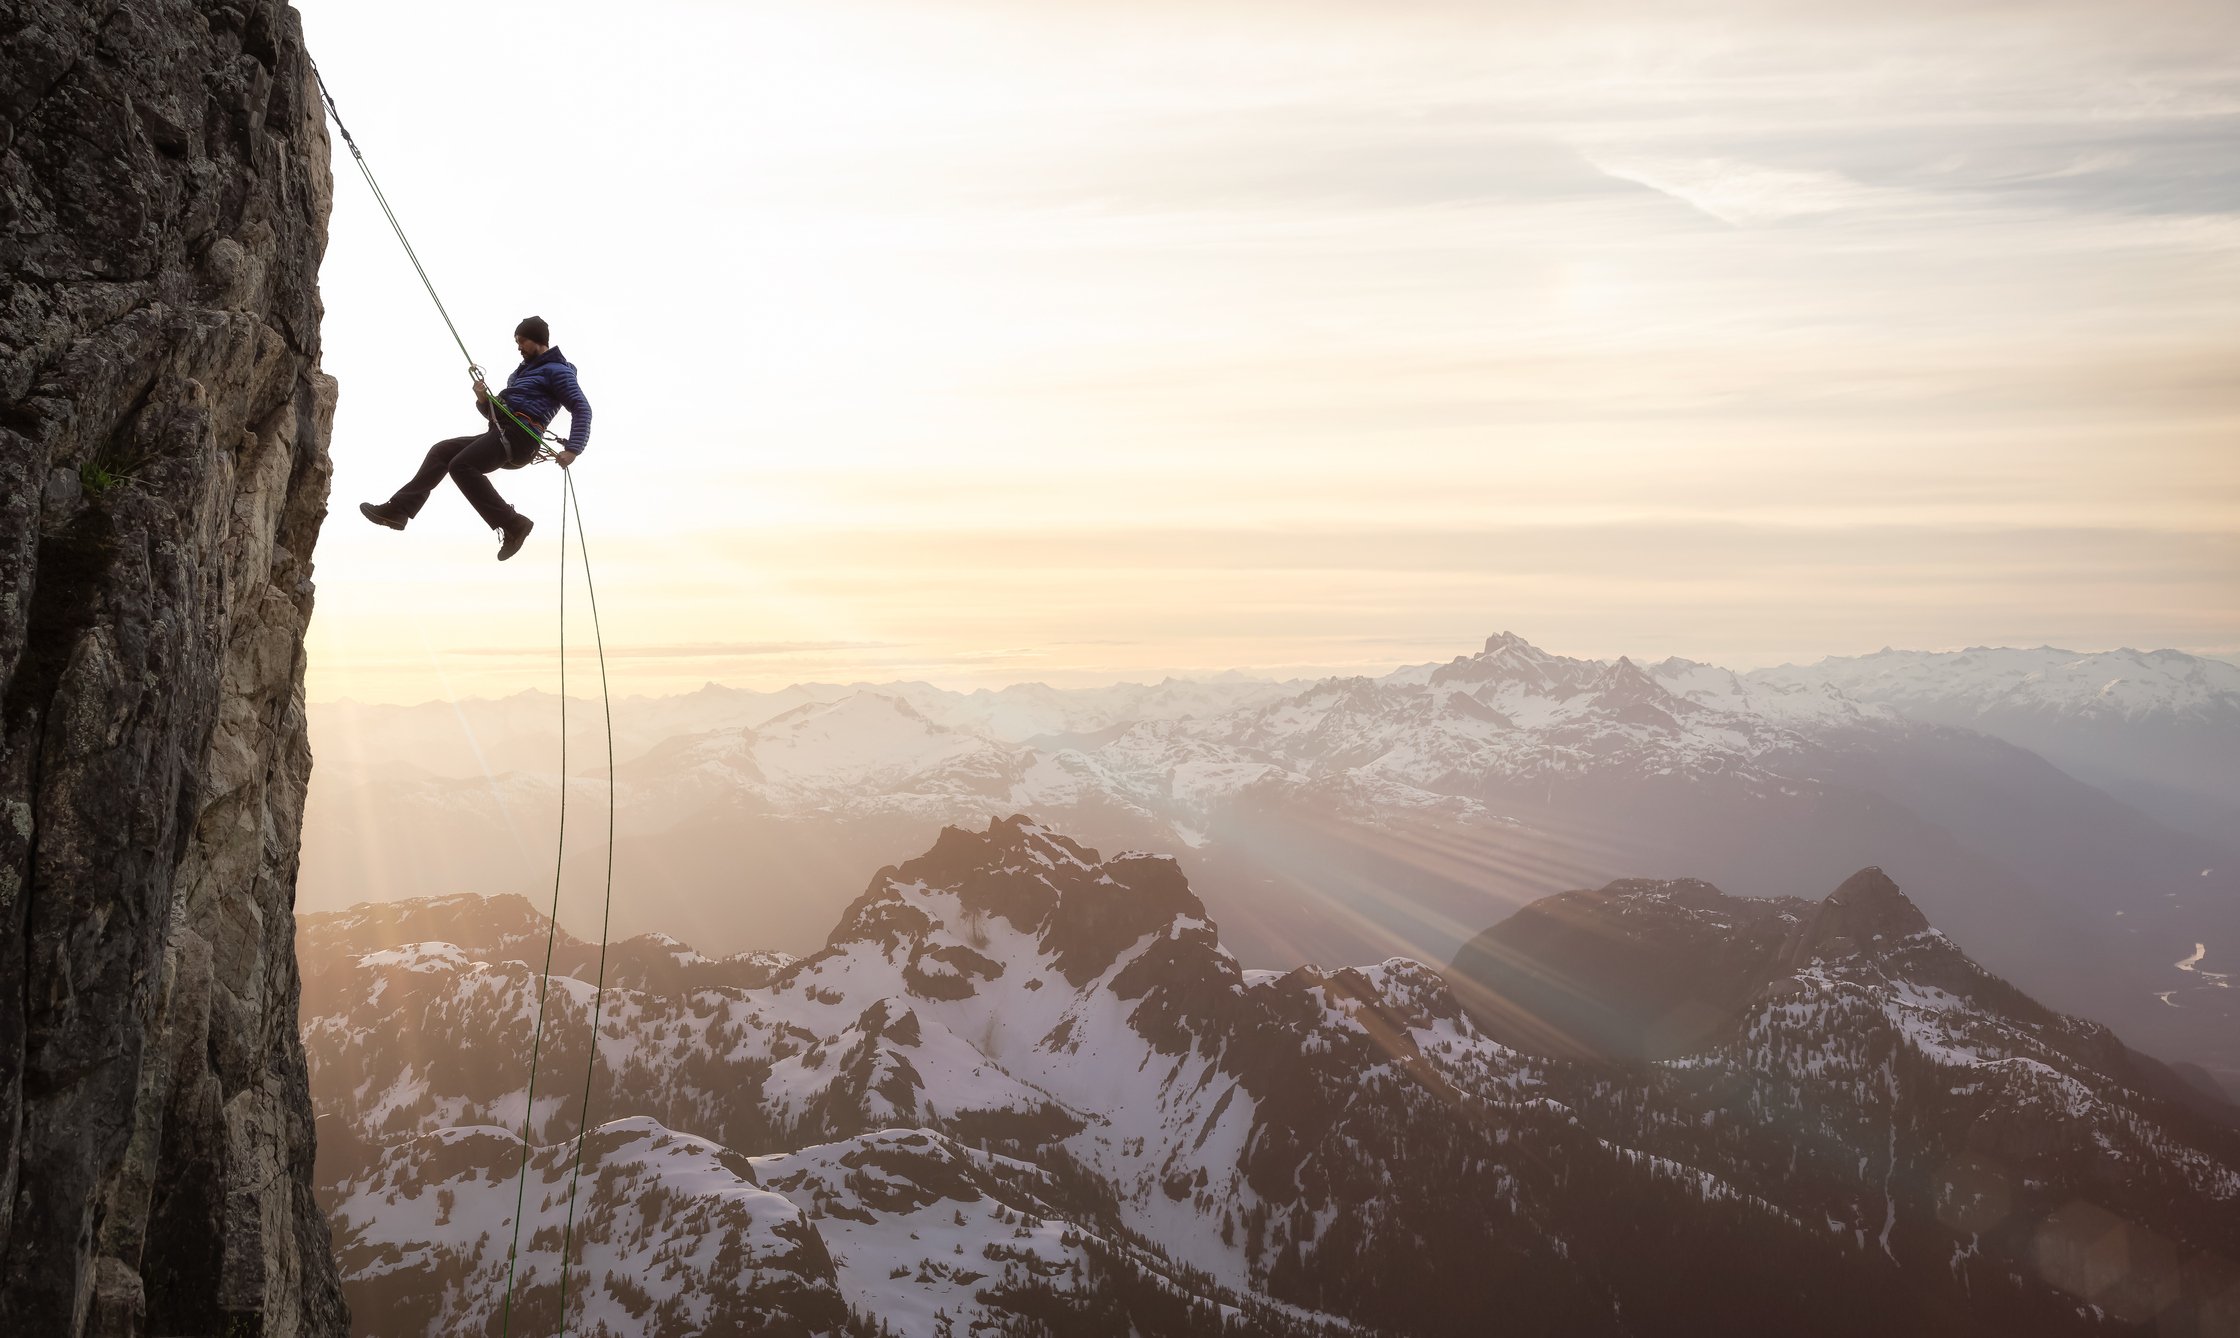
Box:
[1584,654,1690,727]
[1284,673,1388,712]
[1598,654,1670,694]
[1788,865,1932,964]
[1426,634,1696,724]
[1448,867,1948,1062]
[2,0,345,1333]
[1431,628,1580,689]
[827,813,1211,987]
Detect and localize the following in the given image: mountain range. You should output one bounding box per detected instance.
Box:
[301,817,2240,1336]
[301,634,2240,1094]
[1755,646,2240,844]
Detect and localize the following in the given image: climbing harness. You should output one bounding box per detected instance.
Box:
[311,61,616,1337]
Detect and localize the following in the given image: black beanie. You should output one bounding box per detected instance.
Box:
[515,315,550,344]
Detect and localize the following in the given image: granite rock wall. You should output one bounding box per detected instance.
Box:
[0,1,345,1333]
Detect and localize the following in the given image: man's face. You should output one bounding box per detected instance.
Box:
[515,334,537,357]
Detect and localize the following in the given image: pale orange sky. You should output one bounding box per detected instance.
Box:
[299,0,2239,702]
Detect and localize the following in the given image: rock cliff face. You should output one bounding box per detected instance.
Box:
[0,1,345,1334]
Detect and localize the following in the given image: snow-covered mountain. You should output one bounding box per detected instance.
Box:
[309,676,1297,784]
[301,633,1935,930]
[1754,645,2240,842]
[1759,645,2240,725]
[302,819,2240,1336]
[300,632,2240,1094]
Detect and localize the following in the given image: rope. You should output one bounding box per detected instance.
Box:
[553,467,618,1319]
[310,62,562,444]
[309,60,618,1336]
[308,62,480,373]
[497,466,569,1336]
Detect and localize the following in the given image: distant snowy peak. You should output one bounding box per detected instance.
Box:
[633,691,1031,805]
[1648,656,1884,726]
[1421,629,1605,696]
[1408,633,1875,731]
[902,677,1298,745]
[756,692,995,779]
[1411,632,2240,731]
[1200,634,1865,794]
[1756,646,2240,725]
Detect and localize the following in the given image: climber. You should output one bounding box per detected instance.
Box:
[357,316,592,560]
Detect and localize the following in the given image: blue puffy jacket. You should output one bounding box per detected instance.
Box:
[498,346,593,452]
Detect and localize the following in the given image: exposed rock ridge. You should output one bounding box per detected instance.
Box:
[1779,864,1932,968]
[1447,867,1943,1064]
[1,1,344,1334]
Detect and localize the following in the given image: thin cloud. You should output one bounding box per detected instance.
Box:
[1586,154,1902,225]
[446,641,904,660]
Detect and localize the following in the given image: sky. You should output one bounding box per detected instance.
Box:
[296,0,2240,703]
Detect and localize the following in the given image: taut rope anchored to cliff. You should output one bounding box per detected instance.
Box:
[310,61,617,1337]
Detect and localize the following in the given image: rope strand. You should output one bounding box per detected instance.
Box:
[309,62,480,372]
[554,467,618,1318]
[497,463,569,1336]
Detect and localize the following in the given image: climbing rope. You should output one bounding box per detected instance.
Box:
[498,470,569,1335]
[309,62,478,373]
[553,467,618,1321]
[308,60,618,1337]
[497,468,616,1337]
[310,61,550,428]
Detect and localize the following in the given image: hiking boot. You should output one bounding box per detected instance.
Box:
[359,501,407,530]
[497,515,534,561]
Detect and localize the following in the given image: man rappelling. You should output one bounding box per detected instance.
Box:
[358,316,592,560]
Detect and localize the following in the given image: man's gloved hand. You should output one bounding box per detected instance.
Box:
[556,449,581,469]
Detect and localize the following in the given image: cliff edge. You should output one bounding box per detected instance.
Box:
[1,1,345,1333]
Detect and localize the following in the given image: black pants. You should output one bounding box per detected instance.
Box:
[387,407,542,528]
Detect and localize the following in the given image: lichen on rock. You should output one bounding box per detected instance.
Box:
[1,0,346,1333]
